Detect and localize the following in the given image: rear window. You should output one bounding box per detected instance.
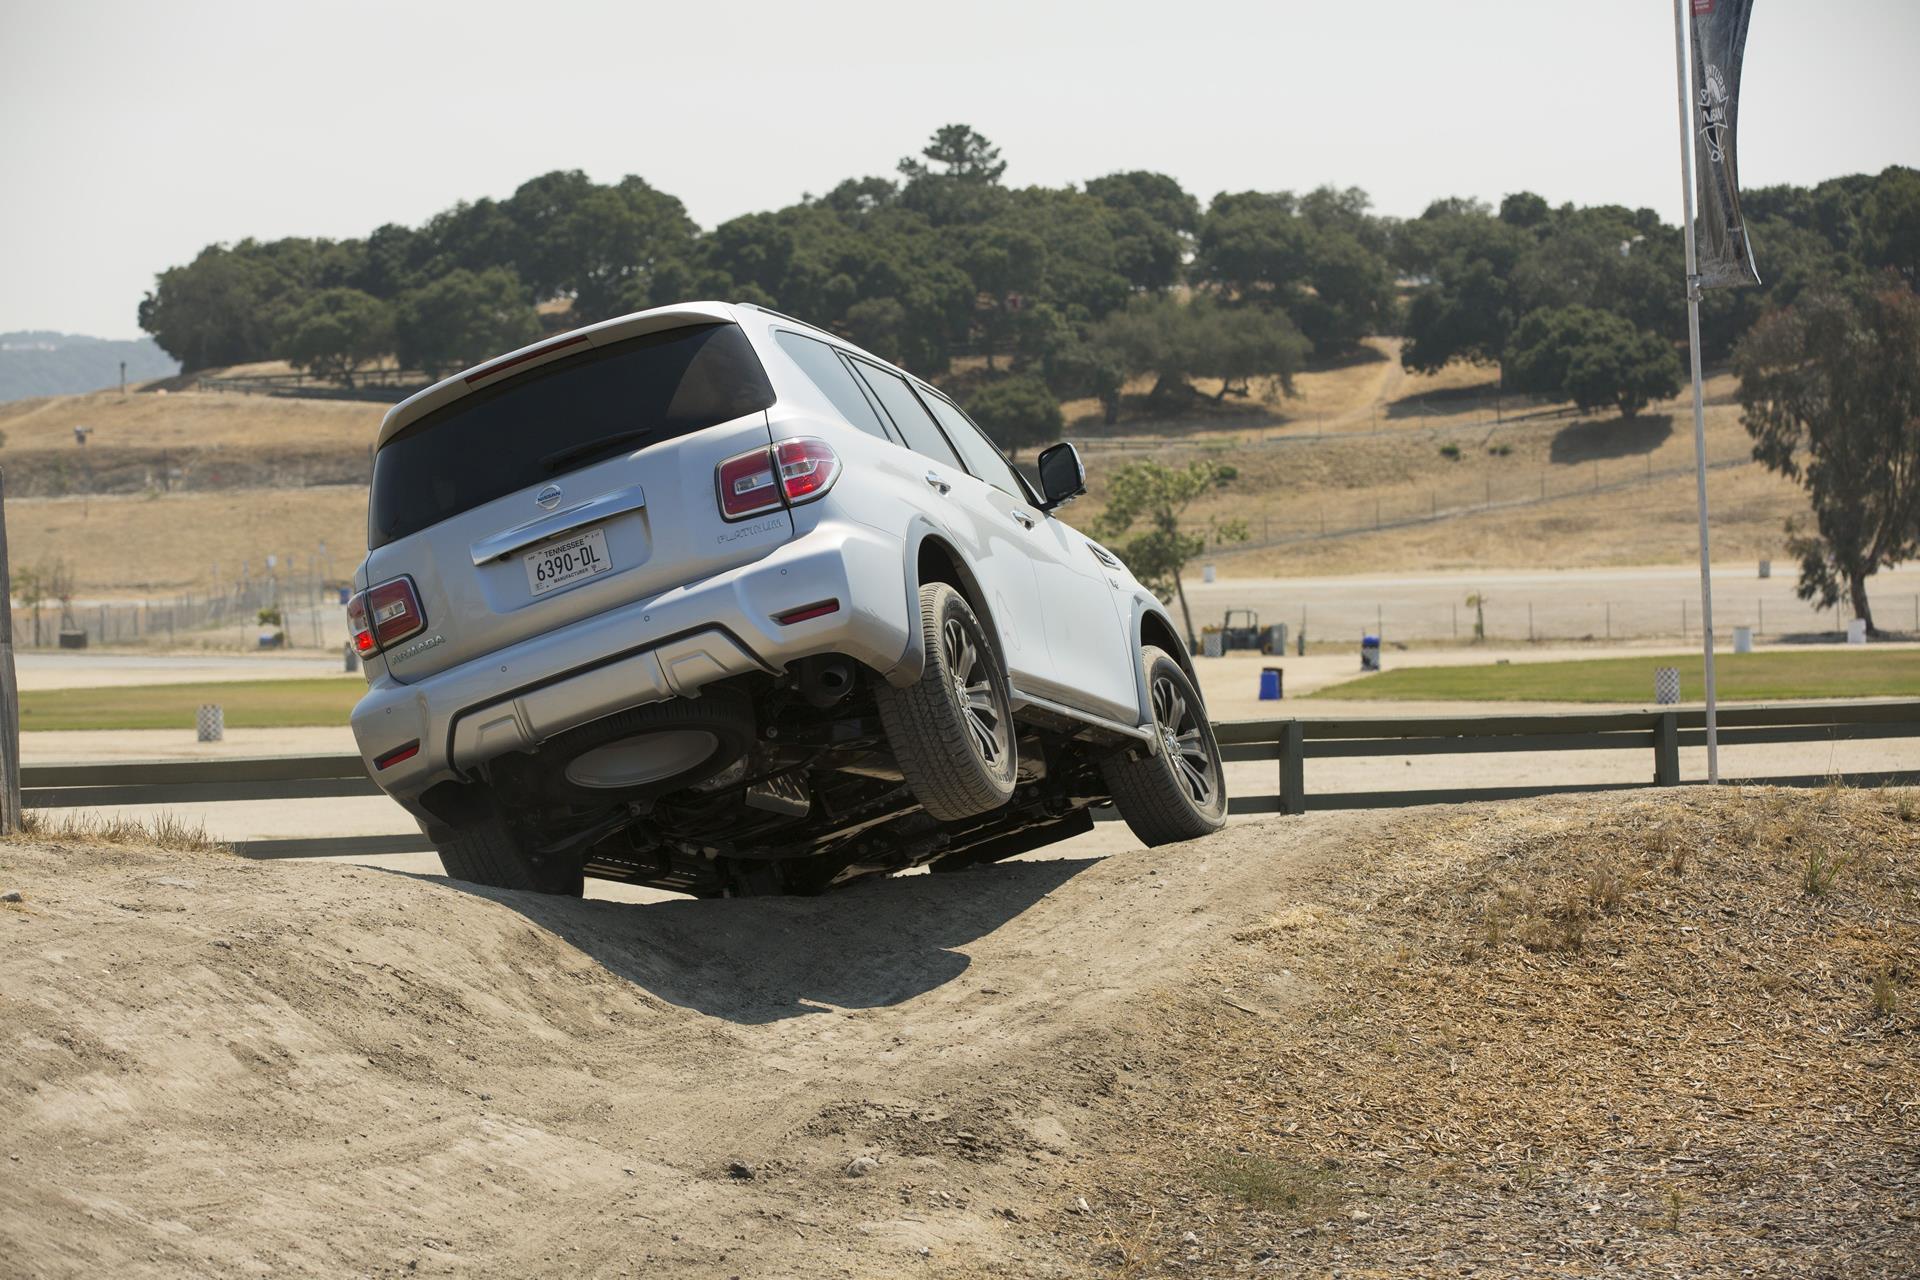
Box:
[369,323,774,547]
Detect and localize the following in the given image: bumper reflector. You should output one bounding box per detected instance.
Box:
[773,598,841,626]
[374,740,421,770]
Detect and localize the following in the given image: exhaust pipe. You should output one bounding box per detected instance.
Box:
[797,656,855,709]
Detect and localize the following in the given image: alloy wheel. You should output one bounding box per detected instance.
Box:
[1151,672,1216,807]
[943,615,1008,768]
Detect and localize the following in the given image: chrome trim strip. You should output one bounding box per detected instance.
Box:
[468,483,648,565]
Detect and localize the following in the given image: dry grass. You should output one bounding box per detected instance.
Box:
[0,388,380,452]
[13,809,229,853]
[1056,368,1810,576]
[5,487,367,594]
[1056,338,1499,438]
[1073,785,1920,1277]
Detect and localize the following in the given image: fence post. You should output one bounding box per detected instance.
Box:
[0,469,19,833]
[1654,712,1680,786]
[1279,720,1306,815]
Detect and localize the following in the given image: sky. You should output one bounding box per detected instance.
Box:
[2,0,1916,339]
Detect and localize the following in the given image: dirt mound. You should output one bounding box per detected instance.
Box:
[5,788,1911,1278]
[0,815,1352,1277]
[1067,786,1919,1276]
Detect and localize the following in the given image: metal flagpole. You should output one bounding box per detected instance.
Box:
[1672,0,1721,783]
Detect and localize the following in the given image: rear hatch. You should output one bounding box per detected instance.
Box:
[364,320,786,682]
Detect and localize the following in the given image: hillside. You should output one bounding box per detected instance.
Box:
[0,332,178,402]
[1064,363,1806,575]
[0,352,1807,599]
[2,787,1910,1276]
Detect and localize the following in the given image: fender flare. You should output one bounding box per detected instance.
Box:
[1126,594,1199,729]
[883,518,1008,689]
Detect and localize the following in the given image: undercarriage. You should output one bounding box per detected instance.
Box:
[422,656,1121,897]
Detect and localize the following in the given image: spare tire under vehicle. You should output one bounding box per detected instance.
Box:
[532,689,756,807]
[434,689,757,894]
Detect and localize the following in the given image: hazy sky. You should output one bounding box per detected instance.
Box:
[3,0,1915,338]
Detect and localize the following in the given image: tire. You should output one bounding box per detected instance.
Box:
[1100,646,1227,845]
[435,795,584,897]
[874,582,1017,821]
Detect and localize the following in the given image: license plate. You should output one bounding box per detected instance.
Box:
[524,528,613,596]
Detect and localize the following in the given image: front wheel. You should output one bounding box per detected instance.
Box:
[1100,646,1227,845]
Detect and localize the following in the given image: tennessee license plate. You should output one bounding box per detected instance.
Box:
[524,528,612,596]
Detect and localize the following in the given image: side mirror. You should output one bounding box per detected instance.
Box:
[1036,441,1087,510]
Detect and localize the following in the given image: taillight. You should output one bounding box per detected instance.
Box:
[717,449,782,521]
[346,593,375,655]
[715,438,840,522]
[346,576,427,655]
[775,438,839,503]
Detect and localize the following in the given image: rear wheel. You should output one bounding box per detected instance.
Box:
[875,583,1017,821]
[434,795,584,897]
[1100,646,1227,845]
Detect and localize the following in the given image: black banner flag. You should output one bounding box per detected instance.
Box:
[1690,0,1760,288]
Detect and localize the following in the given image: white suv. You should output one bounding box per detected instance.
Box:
[349,302,1226,896]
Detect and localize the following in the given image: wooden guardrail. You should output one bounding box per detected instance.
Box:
[1215,700,1920,814]
[19,700,1920,858]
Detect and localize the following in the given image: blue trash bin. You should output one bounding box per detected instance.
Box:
[1258,667,1283,700]
[1360,635,1381,672]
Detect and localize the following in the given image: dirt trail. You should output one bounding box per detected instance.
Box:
[0,816,1359,1278]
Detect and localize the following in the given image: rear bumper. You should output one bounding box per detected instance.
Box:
[352,518,910,808]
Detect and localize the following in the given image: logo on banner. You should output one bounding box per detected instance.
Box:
[1697,62,1731,162]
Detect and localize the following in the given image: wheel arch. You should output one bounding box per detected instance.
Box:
[884,522,1006,689]
[1130,597,1199,725]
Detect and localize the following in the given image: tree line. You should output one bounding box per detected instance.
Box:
[137,130,1918,631]
[139,125,1913,433]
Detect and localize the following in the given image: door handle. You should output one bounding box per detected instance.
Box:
[924,471,951,495]
[1010,510,1036,529]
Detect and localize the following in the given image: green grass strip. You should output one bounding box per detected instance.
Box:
[19,678,362,732]
[1310,649,1920,704]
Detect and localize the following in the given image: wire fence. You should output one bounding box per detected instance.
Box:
[11,560,349,651]
[1186,582,1913,648]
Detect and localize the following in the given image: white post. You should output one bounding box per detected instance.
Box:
[1673,0,1721,784]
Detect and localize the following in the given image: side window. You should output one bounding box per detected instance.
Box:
[848,359,963,468]
[921,393,1025,499]
[774,330,892,441]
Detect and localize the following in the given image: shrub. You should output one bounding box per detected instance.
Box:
[965,374,1064,448]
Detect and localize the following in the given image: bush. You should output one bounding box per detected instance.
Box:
[1505,305,1681,419]
[965,375,1064,448]
[280,288,392,388]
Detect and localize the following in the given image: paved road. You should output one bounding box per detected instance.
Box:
[1187,561,1920,645]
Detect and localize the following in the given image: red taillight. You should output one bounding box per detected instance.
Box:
[715,438,840,522]
[775,438,840,502]
[346,593,375,654]
[717,449,782,521]
[346,576,427,655]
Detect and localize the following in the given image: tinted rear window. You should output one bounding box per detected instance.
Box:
[370,323,773,547]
